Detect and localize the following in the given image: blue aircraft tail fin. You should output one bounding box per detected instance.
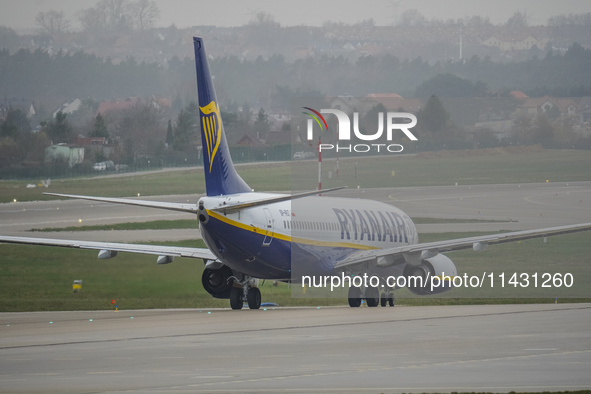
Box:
[193,37,251,196]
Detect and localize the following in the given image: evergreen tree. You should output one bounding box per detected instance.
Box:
[166,119,173,146]
[418,96,450,134]
[41,111,73,144]
[90,113,109,138]
[0,108,30,139]
[252,107,270,139]
[173,102,199,152]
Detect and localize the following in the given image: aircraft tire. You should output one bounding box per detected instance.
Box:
[380,293,387,307]
[247,287,261,310]
[388,294,395,307]
[230,287,243,310]
[366,287,379,307]
[348,286,361,307]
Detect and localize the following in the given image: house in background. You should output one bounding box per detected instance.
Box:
[482,33,549,52]
[45,144,84,167]
[75,136,114,159]
[517,96,579,118]
[53,99,82,117]
[366,93,422,113]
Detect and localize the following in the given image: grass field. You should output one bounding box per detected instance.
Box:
[1,231,589,312]
[2,148,591,203]
[1,147,590,311]
[30,219,200,232]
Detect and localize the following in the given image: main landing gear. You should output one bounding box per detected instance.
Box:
[229,277,261,310]
[348,286,394,307]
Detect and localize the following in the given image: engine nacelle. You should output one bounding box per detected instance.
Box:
[202,265,234,299]
[403,254,457,295]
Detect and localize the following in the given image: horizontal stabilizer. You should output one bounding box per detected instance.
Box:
[43,193,198,214]
[211,187,346,213]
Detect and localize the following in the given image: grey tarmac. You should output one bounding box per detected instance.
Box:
[1,304,590,393]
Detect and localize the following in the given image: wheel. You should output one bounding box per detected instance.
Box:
[380,293,387,307]
[388,293,395,307]
[229,287,243,310]
[247,287,261,310]
[365,287,379,307]
[348,286,361,307]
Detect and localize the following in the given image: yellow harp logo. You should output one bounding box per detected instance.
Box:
[200,101,222,172]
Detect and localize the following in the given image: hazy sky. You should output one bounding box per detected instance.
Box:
[0,0,589,31]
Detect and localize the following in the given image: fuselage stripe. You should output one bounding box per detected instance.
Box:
[206,209,378,251]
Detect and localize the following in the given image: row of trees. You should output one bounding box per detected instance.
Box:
[0,108,49,168]
[3,42,591,114]
[35,0,160,38]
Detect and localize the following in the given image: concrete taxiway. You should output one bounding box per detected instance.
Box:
[1,181,590,242]
[1,181,591,392]
[1,304,590,393]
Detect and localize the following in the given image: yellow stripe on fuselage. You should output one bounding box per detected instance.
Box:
[206,209,378,251]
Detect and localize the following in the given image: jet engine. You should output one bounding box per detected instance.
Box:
[201,264,234,299]
[403,254,457,295]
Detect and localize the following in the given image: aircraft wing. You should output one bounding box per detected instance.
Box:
[334,222,591,271]
[0,235,217,263]
[44,193,198,214]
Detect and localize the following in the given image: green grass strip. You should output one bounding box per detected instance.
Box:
[29,219,198,232]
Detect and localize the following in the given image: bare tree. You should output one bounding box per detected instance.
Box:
[398,9,427,27]
[35,10,71,37]
[78,6,107,33]
[129,0,159,31]
[102,0,131,32]
[505,11,529,29]
[116,98,168,161]
[78,0,134,34]
[79,0,159,33]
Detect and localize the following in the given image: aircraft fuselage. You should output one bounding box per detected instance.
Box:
[198,193,418,280]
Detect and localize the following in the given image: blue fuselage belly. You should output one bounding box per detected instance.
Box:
[201,216,355,279]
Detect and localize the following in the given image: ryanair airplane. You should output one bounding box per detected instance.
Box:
[2,37,591,310]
